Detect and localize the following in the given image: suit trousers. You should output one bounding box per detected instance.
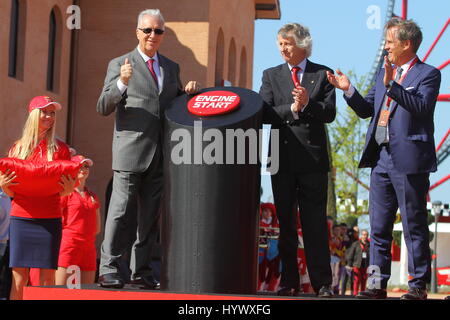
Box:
[369,145,431,289]
[271,171,332,291]
[100,147,163,279]
[352,267,368,295]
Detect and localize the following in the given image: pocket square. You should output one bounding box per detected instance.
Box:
[405,86,415,90]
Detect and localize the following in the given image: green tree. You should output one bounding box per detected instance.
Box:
[330,71,371,224]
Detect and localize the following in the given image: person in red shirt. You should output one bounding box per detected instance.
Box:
[56,155,101,285]
[0,96,76,300]
[346,230,370,296]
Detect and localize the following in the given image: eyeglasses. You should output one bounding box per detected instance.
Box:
[138,28,164,35]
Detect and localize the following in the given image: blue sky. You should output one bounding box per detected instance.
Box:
[253,0,450,207]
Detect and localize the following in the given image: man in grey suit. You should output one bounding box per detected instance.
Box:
[97,9,199,289]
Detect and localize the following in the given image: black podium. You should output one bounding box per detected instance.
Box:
[161,87,263,294]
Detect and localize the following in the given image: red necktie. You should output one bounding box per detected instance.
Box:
[291,66,301,88]
[147,58,159,89]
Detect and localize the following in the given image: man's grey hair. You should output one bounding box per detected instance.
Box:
[137,9,165,28]
[385,17,422,53]
[278,23,313,58]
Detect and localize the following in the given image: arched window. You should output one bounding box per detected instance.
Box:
[8,0,26,79]
[214,29,225,86]
[47,7,62,92]
[227,39,236,85]
[239,47,247,88]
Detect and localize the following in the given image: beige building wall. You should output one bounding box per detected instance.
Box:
[0,0,73,156]
[0,0,280,231]
[69,0,259,217]
[68,0,212,215]
[208,0,255,88]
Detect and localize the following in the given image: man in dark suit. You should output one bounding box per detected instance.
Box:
[259,23,336,297]
[97,9,199,289]
[328,18,441,300]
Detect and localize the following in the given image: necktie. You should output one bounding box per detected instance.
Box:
[147,58,159,89]
[374,67,403,145]
[291,66,301,88]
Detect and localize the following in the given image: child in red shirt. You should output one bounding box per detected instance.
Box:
[56,155,101,285]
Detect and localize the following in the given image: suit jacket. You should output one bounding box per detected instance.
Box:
[345,59,441,174]
[97,48,183,172]
[346,240,370,268]
[259,60,336,173]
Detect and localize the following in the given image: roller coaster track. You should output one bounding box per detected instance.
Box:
[333,0,396,154]
[437,129,450,167]
[365,0,396,89]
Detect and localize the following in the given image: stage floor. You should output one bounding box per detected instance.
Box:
[22,284,415,300]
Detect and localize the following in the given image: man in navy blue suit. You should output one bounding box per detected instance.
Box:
[327,18,441,300]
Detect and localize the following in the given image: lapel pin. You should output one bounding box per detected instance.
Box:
[311,80,314,84]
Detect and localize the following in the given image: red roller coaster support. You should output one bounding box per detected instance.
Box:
[423,18,450,63]
[436,128,450,152]
[429,174,450,191]
[437,59,450,70]
[402,0,408,20]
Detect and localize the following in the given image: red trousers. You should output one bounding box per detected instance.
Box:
[352,267,368,295]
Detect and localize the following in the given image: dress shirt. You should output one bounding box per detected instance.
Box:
[117,46,163,94]
[289,58,309,119]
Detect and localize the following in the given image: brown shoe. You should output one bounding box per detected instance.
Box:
[277,286,300,296]
[400,288,427,300]
[356,288,387,299]
[98,273,125,289]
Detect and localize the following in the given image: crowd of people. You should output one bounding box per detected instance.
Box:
[258,204,370,296]
[0,7,443,300]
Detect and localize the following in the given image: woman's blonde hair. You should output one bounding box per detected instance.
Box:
[9,109,58,161]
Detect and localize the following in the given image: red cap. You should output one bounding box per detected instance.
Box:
[28,96,62,113]
[71,155,94,167]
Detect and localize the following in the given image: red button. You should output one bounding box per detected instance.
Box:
[187,91,240,116]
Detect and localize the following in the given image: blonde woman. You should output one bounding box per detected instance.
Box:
[0,96,76,300]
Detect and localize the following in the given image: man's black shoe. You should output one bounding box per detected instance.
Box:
[317,285,334,298]
[98,273,125,289]
[277,286,300,297]
[130,275,160,290]
[400,288,427,300]
[356,288,387,299]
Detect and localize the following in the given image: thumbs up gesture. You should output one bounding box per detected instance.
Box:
[120,58,133,86]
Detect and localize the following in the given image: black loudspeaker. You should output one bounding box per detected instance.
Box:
[161,87,263,294]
